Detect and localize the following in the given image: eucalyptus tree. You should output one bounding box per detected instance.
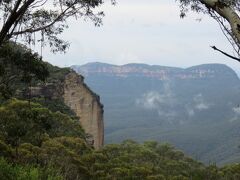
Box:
[178,0,240,60]
[0,0,115,99]
[0,0,115,52]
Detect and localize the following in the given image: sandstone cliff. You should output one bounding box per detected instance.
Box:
[73,62,238,80]
[27,69,104,149]
[63,71,104,149]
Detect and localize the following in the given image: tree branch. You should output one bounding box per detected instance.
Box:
[12,2,76,36]
[211,45,240,62]
[0,0,35,45]
[200,0,240,45]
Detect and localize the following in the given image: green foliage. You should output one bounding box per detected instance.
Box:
[88,140,204,179]
[0,42,49,81]
[0,97,240,180]
[0,98,93,179]
[220,164,240,179]
[39,137,92,179]
[0,42,49,99]
[84,141,240,180]
[31,98,76,117]
[45,64,71,83]
[0,0,113,52]
[0,99,85,148]
[0,140,12,159]
[15,137,93,179]
[0,157,63,180]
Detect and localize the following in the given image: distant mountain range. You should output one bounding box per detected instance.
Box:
[72,62,240,165]
[73,62,237,80]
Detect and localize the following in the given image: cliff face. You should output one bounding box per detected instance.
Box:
[72,62,238,81]
[63,71,104,149]
[28,69,104,149]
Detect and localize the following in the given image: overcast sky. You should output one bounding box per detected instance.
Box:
[39,0,240,74]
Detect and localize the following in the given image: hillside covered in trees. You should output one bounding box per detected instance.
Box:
[1,0,240,179]
[72,62,240,165]
[1,41,240,180]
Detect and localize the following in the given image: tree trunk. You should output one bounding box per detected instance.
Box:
[201,0,240,45]
[0,0,35,46]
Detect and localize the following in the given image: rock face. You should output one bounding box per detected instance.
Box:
[72,62,238,80]
[63,71,104,149]
[19,66,104,149]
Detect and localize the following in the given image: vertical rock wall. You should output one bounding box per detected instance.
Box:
[63,71,104,149]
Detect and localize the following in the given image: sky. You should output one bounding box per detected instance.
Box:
[39,0,240,75]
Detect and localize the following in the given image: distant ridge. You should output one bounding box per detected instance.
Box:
[71,62,238,80]
[73,62,232,69]
[73,62,183,69]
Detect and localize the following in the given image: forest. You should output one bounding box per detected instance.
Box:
[0,34,240,180]
[1,0,240,179]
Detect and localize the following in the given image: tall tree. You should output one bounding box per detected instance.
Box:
[0,0,115,52]
[178,0,240,60]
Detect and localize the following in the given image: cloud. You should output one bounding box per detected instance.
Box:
[193,94,211,110]
[135,91,163,110]
[233,107,240,115]
[230,106,240,122]
[136,87,214,122]
[135,82,177,119]
[195,103,210,110]
[185,94,212,117]
[136,82,174,109]
[185,105,195,117]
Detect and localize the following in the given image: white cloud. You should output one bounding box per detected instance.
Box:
[195,103,210,110]
[136,87,215,121]
[135,82,177,119]
[233,107,240,114]
[135,91,163,110]
[185,94,213,117]
[185,105,195,117]
[230,106,240,122]
[193,94,211,110]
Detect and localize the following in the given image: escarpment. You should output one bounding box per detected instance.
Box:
[25,69,104,149]
[63,71,104,149]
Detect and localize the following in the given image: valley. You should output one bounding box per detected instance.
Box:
[73,62,240,165]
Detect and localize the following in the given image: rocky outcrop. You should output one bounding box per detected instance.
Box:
[26,70,104,149]
[62,71,104,149]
